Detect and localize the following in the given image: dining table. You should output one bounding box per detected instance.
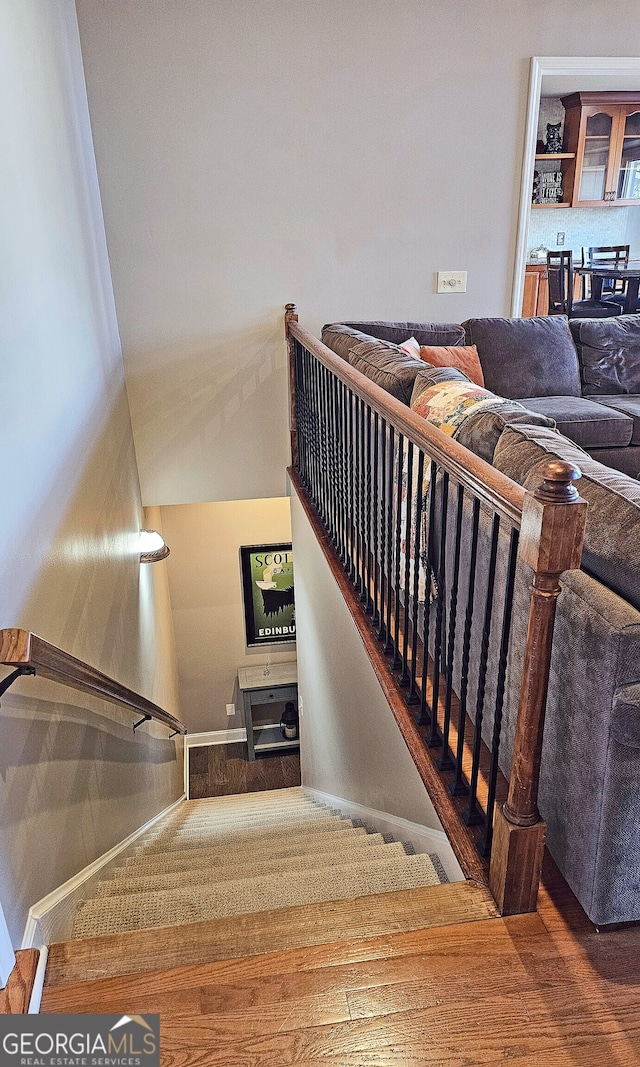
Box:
[575,261,640,315]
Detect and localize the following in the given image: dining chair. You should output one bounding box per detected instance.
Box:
[547,251,620,318]
[581,245,630,307]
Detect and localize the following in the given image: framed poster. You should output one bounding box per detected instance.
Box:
[240,543,295,647]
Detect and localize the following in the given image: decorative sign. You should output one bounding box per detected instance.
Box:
[240,543,295,647]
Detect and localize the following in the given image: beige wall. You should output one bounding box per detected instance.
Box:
[0,0,183,946]
[290,492,443,830]
[160,497,293,733]
[75,0,640,507]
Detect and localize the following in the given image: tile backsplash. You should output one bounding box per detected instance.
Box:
[527,206,640,260]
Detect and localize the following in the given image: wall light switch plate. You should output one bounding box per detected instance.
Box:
[557,231,565,246]
[437,271,467,293]
[226,703,235,717]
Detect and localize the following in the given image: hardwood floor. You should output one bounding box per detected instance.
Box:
[188,741,300,799]
[41,853,640,1064]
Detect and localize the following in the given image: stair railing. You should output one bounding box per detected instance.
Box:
[0,629,186,737]
[285,304,587,914]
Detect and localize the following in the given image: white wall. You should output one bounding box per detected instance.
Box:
[290,492,443,831]
[75,0,640,508]
[0,0,182,946]
[160,498,293,734]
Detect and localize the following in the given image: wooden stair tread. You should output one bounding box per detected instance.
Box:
[41,910,542,1014]
[46,879,496,986]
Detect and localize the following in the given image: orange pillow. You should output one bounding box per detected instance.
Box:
[419,344,484,387]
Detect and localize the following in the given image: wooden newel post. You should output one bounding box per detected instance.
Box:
[284,303,299,469]
[489,459,587,915]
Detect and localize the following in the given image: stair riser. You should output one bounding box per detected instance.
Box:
[72,855,443,938]
[95,843,410,897]
[115,827,379,875]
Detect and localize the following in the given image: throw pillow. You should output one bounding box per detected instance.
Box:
[399,336,421,358]
[419,344,484,387]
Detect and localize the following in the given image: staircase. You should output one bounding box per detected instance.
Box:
[70,788,448,939]
[41,786,499,1058]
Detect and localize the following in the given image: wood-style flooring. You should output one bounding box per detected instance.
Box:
[188,741,300,799]
[41,853,640,1065]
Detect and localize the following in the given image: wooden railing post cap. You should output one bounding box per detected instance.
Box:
[534,459,582,504]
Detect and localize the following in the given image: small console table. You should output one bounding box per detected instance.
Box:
[237,662,298,761]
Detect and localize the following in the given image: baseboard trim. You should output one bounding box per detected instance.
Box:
[186,729,247,748]
[21,794,186,951]
[27,947,48,1015]
[302,787,464,884]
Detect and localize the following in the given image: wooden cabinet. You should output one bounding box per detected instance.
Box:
[561,92,640,207]
[531,153,575,209]
[522,265,548,316]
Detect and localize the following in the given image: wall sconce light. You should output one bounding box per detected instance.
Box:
[139,529,170,563]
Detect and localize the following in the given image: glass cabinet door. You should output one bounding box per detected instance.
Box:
[616,109,640,202]
[579,110,614,202]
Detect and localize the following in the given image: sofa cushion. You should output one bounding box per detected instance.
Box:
[493,423,640,610]
[419,344,484,386]
[461,315,581,399]
[341,320,466,347]
[594,395,640,444]
[587,446,640,479]
[348,340,426,404]
[321,323,379,362]
[570,315,640,394]
[518,395,633,448]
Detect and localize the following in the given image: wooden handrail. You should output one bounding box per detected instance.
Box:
[0,629,187,736]
[287,311,526,529]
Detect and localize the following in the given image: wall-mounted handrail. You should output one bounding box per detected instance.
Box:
[0,629,187,737]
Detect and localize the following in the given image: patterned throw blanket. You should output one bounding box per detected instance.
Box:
[398,379,530,604]
[411,379,524,439]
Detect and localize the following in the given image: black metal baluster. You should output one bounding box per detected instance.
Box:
[450,496,481,797]
[320,363,331,533]
[338,379,348,563]
[398,441,414,686]
[407,450,425,705]
[478,526,519,857]
[371,412,381,627]
[307,349,318,504]
[362,404,373,611]
[347,391,356,583]
[463,512,501,826]
[383,426,396,653]
[418,460,438,726]
[427,471,449,748]
[355,397,365,596]
[328,368,339,545]
[438,482,465,771]
[319,362,329,525]
[339,381,349,569]
[390,434,405,669]
[377,420,390,644]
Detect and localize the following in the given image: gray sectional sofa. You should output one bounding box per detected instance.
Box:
[321,314,640,926]
[327,314,640,478]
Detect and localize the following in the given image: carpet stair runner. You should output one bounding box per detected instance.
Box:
[71,787,447,939]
